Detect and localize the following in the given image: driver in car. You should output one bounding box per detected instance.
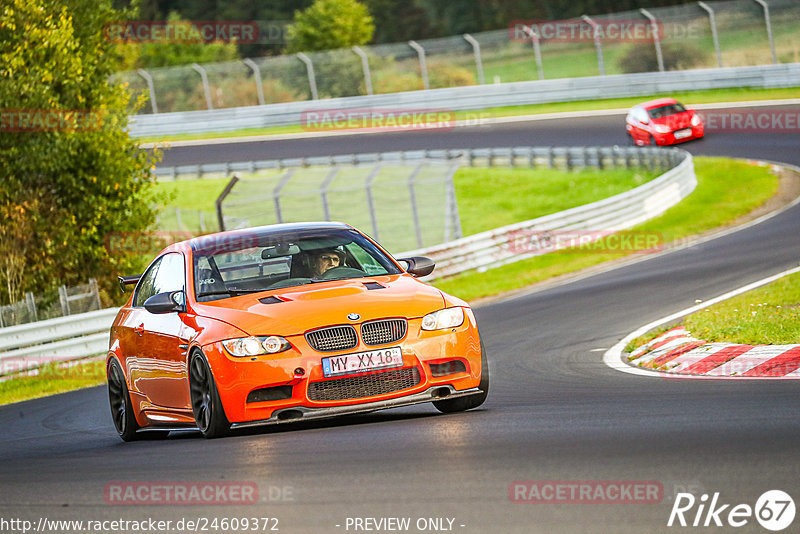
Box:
[309,248,344,277]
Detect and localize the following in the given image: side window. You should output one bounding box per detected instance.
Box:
[133,257,163,308]
[133,253,185,308]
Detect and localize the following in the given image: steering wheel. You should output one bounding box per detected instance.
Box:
[320,266,367,280]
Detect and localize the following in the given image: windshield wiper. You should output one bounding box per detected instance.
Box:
[195,288,262,298]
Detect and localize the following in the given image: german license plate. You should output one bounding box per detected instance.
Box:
[321,347,403,377]
[674,128,692,139]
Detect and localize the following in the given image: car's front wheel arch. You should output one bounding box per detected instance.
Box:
[188,348,231,439]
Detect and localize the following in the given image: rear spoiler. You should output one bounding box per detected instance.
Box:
[117,274,142,293]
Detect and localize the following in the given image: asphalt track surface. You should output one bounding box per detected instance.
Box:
[2,104,800,533]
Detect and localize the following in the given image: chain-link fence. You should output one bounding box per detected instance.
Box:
[113,0,799,114]
[0,279,103,328]
[217,160,462,253]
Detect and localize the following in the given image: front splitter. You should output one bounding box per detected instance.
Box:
[230,385,483,429]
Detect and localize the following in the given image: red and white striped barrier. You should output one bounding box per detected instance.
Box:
[628,326,800,377]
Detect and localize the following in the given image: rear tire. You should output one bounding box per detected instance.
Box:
[648,134,657,146]
[107,358,169,441]
[433,340,489,413]
[189,351,230,439]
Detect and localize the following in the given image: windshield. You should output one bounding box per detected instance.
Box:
[192,227,402,301]
[647,103,687,119]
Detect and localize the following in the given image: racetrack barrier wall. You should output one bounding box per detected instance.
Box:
[128,63,800,137]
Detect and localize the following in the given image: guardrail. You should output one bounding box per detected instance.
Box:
[0,309,117,377]
[0,145,691,376]
[129,63,800,137]
[402,146,694,279]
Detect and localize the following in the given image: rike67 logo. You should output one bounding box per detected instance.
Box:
[668,490,795,531]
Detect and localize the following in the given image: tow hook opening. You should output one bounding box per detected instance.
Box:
[277,409,303,421]
[432,387,451,398]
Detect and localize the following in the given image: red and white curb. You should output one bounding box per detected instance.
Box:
[628,326,800,377]
[603,265,800,380]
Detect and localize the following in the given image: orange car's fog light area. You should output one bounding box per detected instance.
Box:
[203,314,482,424]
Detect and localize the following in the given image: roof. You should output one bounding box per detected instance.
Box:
[188,222,355,253]
[638,97,680,109]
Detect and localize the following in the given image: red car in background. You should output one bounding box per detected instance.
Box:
[626,98,704,146]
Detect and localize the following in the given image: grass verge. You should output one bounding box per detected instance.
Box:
[433,157,780,301]
[0,360,106,406]
[683,271,800,345]
[138,87,800,143]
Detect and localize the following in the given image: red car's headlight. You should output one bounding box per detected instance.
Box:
[691,114,702,127]
[221,336,291,356]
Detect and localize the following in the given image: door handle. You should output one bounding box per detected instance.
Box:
[134,323,145,336]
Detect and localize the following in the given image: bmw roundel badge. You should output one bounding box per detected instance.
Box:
[347,313,361,321]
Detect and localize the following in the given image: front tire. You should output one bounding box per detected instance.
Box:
[107,358,169,441]
[189,351,230,439]
[433,341,489,413]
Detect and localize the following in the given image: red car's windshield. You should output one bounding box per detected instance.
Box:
[647,103,687,119]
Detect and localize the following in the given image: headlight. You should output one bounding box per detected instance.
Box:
[221,336,291,356]
[653,124,671,134]
[691,114,701,126]
[421,307,464,331]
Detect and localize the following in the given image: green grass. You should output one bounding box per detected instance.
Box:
[0,360,106,406]
[455,167,658,236]
[683,271,800,345]
[138,86,800,143]
[433,157,779,301]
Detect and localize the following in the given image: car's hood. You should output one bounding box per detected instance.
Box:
[652,111,693,130]
[191,274,446,336]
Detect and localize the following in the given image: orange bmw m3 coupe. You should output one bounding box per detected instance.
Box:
[107,222,488,440]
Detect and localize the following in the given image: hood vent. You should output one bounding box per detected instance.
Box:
[259,296,286,305]
[363,282,386,290]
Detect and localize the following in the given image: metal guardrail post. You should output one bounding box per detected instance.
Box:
[446,164,463,240]
[408,41,430,90]
[640,9,665,72]
[352,46,373,95]
[581,15,606,76]
[272,169,296,224]
[407,163,426,248]
[25,292,37,322]
[242,58,265,106]
[320,166,340,220]
[136,69,158,114]
[463,34,485,85]
[523,26,544,80]
[215,174,240,231]
[296,53,318,100]
[753,0,777,65]
[365,166,382,240]
[698,2,723,68]
[89,278,102,311]
[191,63,214,110]
[58,285,70,316]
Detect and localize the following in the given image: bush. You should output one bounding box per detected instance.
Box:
[617,42,709,73]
